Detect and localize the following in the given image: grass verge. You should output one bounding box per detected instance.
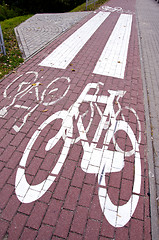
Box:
[0,15,32,80]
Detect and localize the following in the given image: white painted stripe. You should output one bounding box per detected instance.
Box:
[93,14,132,79]
[14,105,31,110]
[39,12,110,69]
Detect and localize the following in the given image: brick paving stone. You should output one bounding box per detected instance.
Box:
[31,169,49,186]
[0,145,16,162]
[68,232,83,240]
[61,159,77,180]
[129,218,144,240]
[0,184,14,209]
[26,201,47,230]
[84,172,96,185]
[0,133,15,148]
[20,227,37,240]
[7,167,18,186]
[89,194,103,221]
[144,216,151,240]
[8,213,28,240]
[107,187,120,206]
[120,178,133,202]
[0,219,9,240]
[3,117,16,130]
[43,199,63,226]
[18,202,34,216]
[132,196,144,221]
[84,219,100,240]
[36,224,54,240]
[31,136,45,152]
[35,142,48,158]
[0,147,4,155]
[0,161,4,171]
[40,152,57,171]
[54,209,74,239]
[1,194,20,221]
[71,167,85,188]
[115,226,129,240]
[100,219,115,238]
[69,144,82,161]
[144,195,151,218]
[26,156,43,176]
[122,160,134,181]
[109,171,122,189]
[71,206,89,235]
[38,190,52,204]
[6,150,22,169]
[64,186,80,211]
[78,184,94,208]
[0,168,13,188]
[0,118,7,128]
[53,177,70,201]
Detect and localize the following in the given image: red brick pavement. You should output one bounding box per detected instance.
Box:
[0,0,151,239]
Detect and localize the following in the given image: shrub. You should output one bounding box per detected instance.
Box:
[3,0,86,14]
[0,1,22,20]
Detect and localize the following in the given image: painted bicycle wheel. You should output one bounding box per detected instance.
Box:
[98,120,141,227]
[15,110,72,203]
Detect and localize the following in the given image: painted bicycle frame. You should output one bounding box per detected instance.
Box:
[15,81,141,228]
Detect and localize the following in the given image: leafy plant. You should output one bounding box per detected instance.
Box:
[0,1,22,21]
[3,0,86,14]
[0,15,32,79]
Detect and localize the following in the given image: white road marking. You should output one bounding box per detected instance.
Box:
[93,14,132,79]
[14,105,31,110]
[39,11,110,69]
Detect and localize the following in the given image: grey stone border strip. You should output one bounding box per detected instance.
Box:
[136,10,159,240]
[22,12,92,61]
[14,12,92,59]
[14,27,28,59]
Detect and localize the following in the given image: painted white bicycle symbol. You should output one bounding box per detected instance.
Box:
[0,71,70,132]
[101,6,134,15]
[15,82,141,227]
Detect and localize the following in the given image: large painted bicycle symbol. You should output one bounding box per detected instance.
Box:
[15,82,141,228]
[0,71,70,132]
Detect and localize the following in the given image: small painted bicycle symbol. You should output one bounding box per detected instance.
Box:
[0,71,70,132]
[100,6,134,15]
[15,82,141,228]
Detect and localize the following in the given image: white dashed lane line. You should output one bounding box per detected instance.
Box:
[93,14,132,79]
[39,11,110,69]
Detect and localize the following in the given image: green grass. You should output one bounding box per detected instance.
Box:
[71,0,109,12]
[0,15,32,80]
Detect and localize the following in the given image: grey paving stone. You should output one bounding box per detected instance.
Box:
[14,12,91,59]
[136,0,159,238]
[156,166,159,185]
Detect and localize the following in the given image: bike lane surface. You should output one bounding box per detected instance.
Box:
[0,0,152,239]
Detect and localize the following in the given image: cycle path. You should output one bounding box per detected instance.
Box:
[0,0,152,239]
